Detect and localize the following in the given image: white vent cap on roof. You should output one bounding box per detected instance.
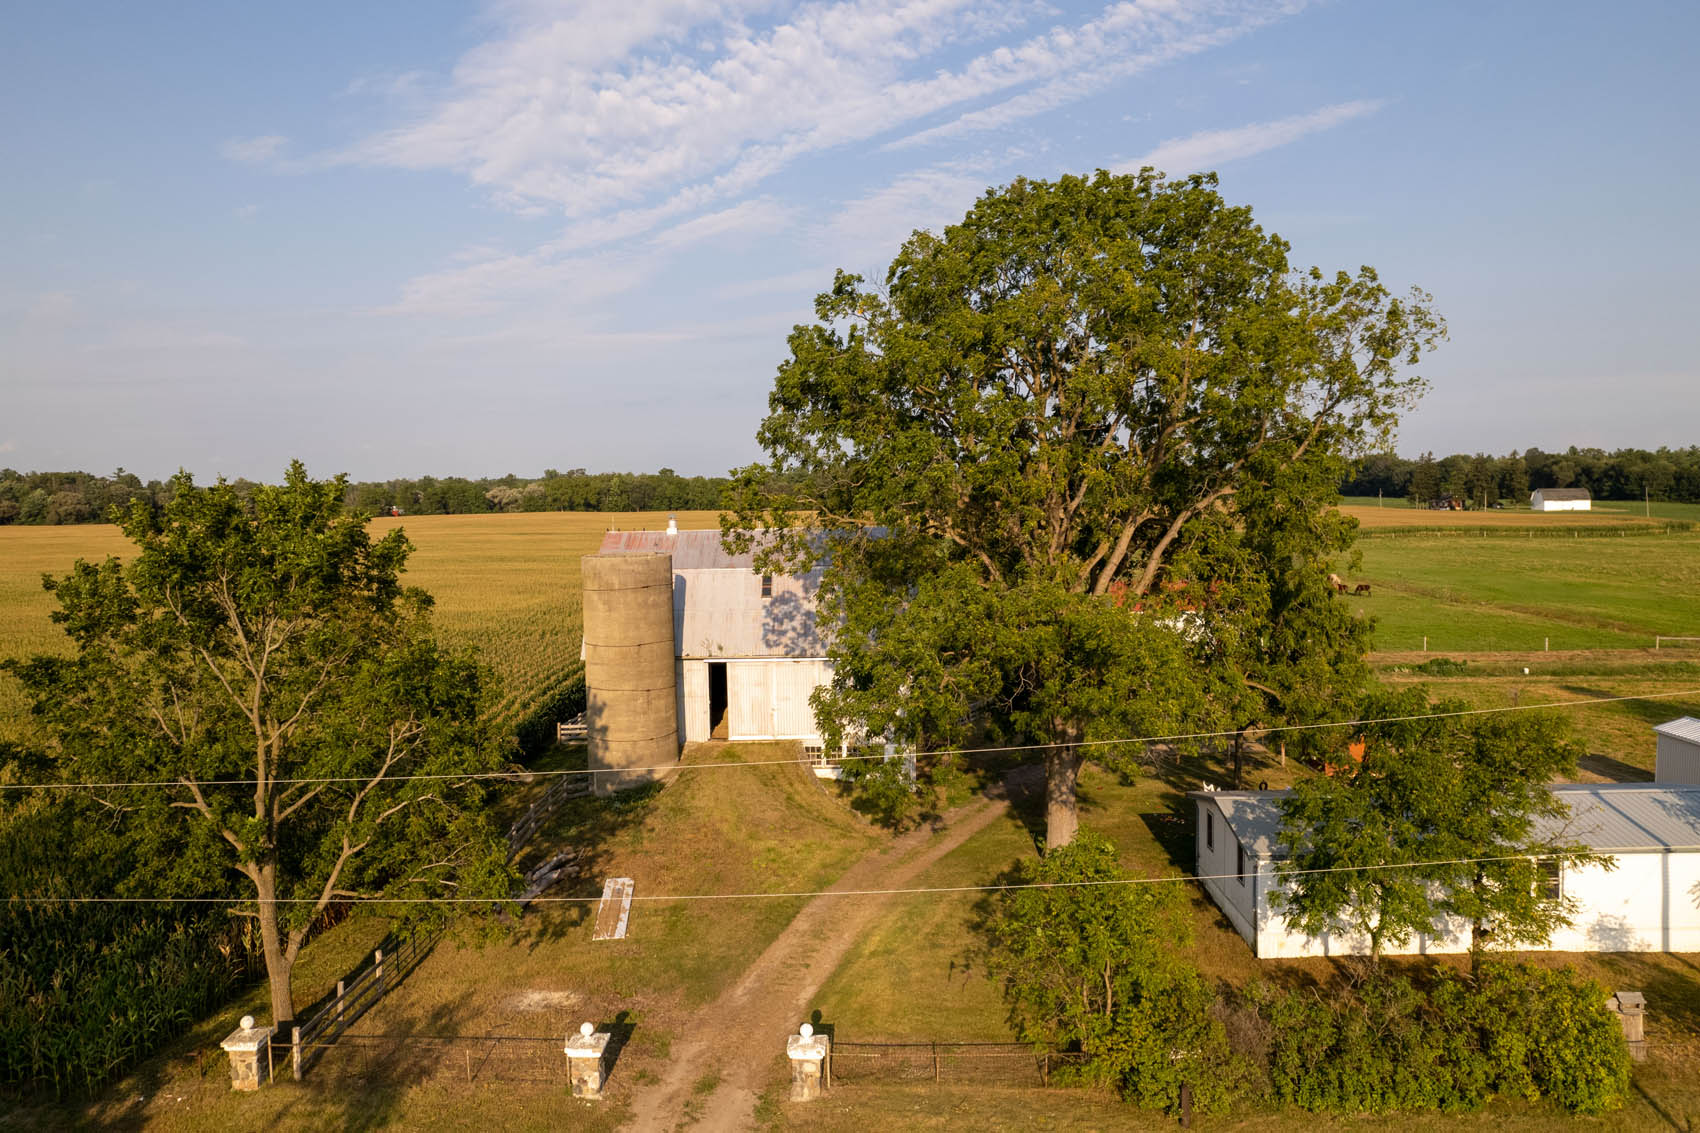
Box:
[666,514,677,535]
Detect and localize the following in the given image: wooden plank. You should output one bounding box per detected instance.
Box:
[592,877,634,941]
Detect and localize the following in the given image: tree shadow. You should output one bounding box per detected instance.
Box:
[1578,753,1654,782]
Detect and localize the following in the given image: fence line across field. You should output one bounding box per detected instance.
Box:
[1655,636,1700,650]
[829,1040,1091,1087]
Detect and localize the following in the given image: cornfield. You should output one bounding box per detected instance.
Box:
[0,510,721,740]
[0,901,263,1098]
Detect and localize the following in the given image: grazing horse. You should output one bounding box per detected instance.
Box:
[1353,583,1372,596]
[1326,572,1349,594]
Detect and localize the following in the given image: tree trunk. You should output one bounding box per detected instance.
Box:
[1044,739,1084,851]
[254,865,296,1029]
[1233,729,1245,789]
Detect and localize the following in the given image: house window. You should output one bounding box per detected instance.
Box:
[761,574,773,599]
[1205,811,1214,850]
[1236,843,1246,886]
[1537,859,1563,902]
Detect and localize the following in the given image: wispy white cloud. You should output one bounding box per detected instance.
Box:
[349,0,1298,221]
[1123,99,1386,175]
[234,203,261,220]
[222,134,289,165]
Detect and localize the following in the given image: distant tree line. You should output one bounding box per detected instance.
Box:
[1342,445,1700,505]
[0,467,730,525]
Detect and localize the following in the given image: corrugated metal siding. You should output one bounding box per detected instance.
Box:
[1658,735,1700,785]
[680,660,709,743]
[673,568,829,658]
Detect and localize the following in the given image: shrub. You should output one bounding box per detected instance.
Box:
[836,752,920,830]
[1259,961,1628,1115]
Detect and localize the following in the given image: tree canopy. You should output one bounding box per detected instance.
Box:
[1273,693,1605,965]
[731,168,1443,847]
[5,462,512,1027]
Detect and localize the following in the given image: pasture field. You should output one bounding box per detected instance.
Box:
[1342,496,1700,523]
[0,511,720,741]
[1345,529,1700,654]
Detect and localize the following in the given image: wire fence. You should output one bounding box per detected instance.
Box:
[828,1041,1089,1087]
[278,1033,561,1086]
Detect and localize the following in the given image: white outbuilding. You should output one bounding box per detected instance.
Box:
[1655,717,1700,784]
[1530,487,1592,511]
[1191,782,1700,958]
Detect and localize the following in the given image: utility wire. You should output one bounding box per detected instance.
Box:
[2,685,1696,793]
[0,852,1590,907]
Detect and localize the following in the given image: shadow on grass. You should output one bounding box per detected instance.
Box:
[1560,685,1700,731]
[1578,753,1655,782]
[518,745,665,942]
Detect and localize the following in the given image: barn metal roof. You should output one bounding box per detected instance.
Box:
[1531,487,1592,500]
[598,528,762,570]
[1191,783,1700,859]
[1653,717,1700,745]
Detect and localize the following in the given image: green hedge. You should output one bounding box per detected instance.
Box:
[1258,961,1629,1115]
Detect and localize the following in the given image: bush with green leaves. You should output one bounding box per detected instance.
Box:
[979,829,1246,1113]
[835,752,921,830]
[1258,960,1628,1115]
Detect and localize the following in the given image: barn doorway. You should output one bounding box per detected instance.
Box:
[707,662,728,740]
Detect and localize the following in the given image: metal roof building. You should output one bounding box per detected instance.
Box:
[1189,780,1700,957]
[1654,716,1700,784]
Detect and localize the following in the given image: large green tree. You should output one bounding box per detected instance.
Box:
[1273,693,1604,966]
[731,169,1443,847]
[6,463,511,1028]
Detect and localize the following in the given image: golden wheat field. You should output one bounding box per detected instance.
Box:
[0,511,722,740]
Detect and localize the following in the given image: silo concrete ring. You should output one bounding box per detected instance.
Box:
[582,552,679,793]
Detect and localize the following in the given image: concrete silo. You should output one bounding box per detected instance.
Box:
[582,552,679,793]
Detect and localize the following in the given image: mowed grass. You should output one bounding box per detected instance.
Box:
[0,510,720,740]
[1345,530,1700,653]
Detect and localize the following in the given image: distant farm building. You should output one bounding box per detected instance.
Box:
[582,526,834,792]
[1530,487,1592,512]
[1191,780,1700,957]
[1655,717,1700,783]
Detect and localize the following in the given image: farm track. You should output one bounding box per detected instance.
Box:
[625,766,1039,1132]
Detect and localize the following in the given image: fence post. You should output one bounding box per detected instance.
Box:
[932,1041,940,1083]
[375,948,385,996]
[292,1025,302,1081]
[336,980,344,1022]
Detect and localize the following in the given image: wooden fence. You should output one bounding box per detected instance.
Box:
[555,714,588,744]
[506,773,589,858]
[288,934,434,1081]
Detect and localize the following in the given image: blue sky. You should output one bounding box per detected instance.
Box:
[3,0,1696,481]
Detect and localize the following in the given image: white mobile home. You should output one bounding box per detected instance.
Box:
[1192,783,1700,958]
[1530,487,1592,512]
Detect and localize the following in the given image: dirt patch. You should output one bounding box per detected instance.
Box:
[510,989,582,1013]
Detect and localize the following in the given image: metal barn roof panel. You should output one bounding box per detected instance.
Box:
[1193,783,1700,859]
[1654,717,1700,745]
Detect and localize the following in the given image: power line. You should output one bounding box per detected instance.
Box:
[2,685,1696,793]
[0,852,1587,907]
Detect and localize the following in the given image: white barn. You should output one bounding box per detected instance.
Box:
[1191,783,1700,958]
[596,527,835,747]
[1530,487,1592,512]
[1655,717,1700,784]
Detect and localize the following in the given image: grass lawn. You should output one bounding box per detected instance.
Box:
[1347,530,1700,653]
